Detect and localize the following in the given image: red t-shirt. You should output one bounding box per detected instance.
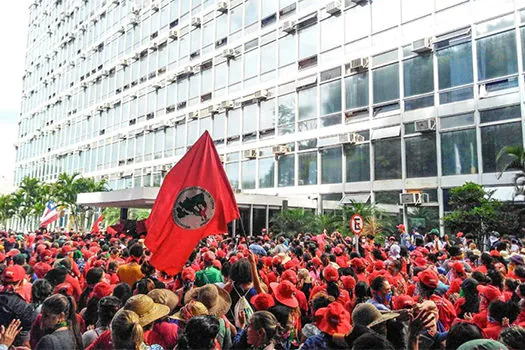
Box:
[85,329,112,350]
[483,324,503,340]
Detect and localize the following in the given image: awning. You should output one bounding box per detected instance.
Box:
[339,193,371,205]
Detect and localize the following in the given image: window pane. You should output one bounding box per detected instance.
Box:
[404,54,434,97]
[477,30,518,81]
[345,72,369,109]
[278,93,296,135]
[260,99,275,130]
[299,25,318,59]
[345,4,369,42]
[259,157,275,188]
[373,64,399,104]
[278,154,295,187]
[437,42,473,89]
[244,49,259,78]
[440,113,475,130]
[405,135,437,178]
[480,105,521,124]
[279,34,296,67]
[321,16,341,52]
[245,0,259,27]
[262,0,278,18]
[215,63,227,89]
[320,147,342,184]
[226,162,239,189]
[216,14,227,39]
[298,86,317,120]
[227,109,241,138]
[441,129,478,175]
[481,122,523,173]
[229,57,242,85]
[321,80,342,116]
[230,5,243,34]
[346,143,370,182]
[243,104,258,135]
[298,151,317,185]
[374,138,401,180]
[213,114,225,140]
[242,160,256,189]
[261,42,276,73]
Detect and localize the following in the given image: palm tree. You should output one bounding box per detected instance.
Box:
[17,177,49,230]
[0,194,15,228]
[497,145,525,198]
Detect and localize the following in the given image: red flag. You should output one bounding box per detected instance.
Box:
[145,131,239,275]
[91,214,104,233]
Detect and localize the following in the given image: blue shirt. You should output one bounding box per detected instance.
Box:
[367,298,391,311]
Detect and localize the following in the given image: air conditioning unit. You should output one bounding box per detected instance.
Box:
[151,2,159,12]
[167,74,177,82]
[350,57,369,71]
[101,70,109,76]
[103,103,112,110]
[243,149,258,159]
[221,100,234,110]
[217,1,228,12]
[80,82,88,88]
[192,65,201,74]
[128,15,139,26]
[350,0,367,3]
[96,105,105,111]
[222,48,238,59]
[169,29,179,40]
[282,20,297,34]
[399,193,429,205]
[149,42,158,51]
[272,145,290,155]
[152,82,162,89]
[339,132,365,144]
[414,119,436,132]
[208,104,220,114]
[254,89,269,101]
[177,66,193,77]
[119,59,129,66]
[326,0,342,15]
[189,111,199,119]
[191,17,201,27]
[118,133,127,140]
[411,37,433,54]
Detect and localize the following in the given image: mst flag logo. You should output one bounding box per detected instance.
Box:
[172,186,216,229]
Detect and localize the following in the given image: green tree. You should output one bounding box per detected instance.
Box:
[497,145,525,198]
[269,208,318,236]
[443,182,502,245]
[17,177,49,228]
[0,194,16,228]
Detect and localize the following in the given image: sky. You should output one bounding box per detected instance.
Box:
[0,2,28,185]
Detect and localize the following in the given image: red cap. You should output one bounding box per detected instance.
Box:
[250,293,275,311]
[413,257,428,268]
[2,265,25,283]
[0,253,5,263]
[490,250,501,257]
[315,302,351,335]
[6,249,20,258]
[417,269,439,288]
[323,266,339,283]
[216,250,226,259]
[477,285,502,302]
[333,247,343,255]
[263,256,273,267]
[396,224,406,232]
[202,251,216,263]
[272,256,283,266]
[341,275,356,290]
[282,270,298,285]
[54,282,74,296]
[61,245,74,254]
[350,258,365,270]
[90,282,113,300]
[229,256,239,264]
[393,295,415,310]
[182,267,196,282]
[270,281,298,308]
[284,258,299,270]
[33,262,52,279]
[312,257,322,267]
[449,261,465,275]
[375,260,385,270]
[213,260,222,270]
[456,232,464,238]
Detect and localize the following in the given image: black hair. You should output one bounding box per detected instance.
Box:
[471,271,488,284]
[515,266,525,280]
[499,326,525,350]
[268,304,291,330]
[488,300,508,323]
[129,244,143,258]
[176,315,220,350]
[31,279,53,307]
[112,283,132,306]
[447,245,461,257]
[446,322,483,350]
[86,268,104,285]
[370,276,387,292]
[311,295,331,314]
[13,254,26,266]
[459,278,480,318]
[481,253,494,270]
[487,269,504,290]
[140,261,155,275]
[42,294,83,350]
[352,333,394,350]
[44,267,68,287]
[230,258,252,284]
[326,281,340,301]
[97,296,121,327]
[355,281,370,305]
[372,249,383,261]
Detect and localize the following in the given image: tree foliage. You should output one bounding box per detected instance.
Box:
[498,145,525,198]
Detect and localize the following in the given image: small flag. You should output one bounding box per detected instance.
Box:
[91,214,104,233]
[40,200,58,227]
[145,131,239,275]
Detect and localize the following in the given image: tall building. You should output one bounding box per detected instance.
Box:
[15,0,525,233]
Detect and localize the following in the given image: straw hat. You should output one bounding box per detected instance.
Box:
[170,300,209,322]
[123,294,170,327]
[184,284,232,318]
[352,303,400,328]
[148,289,180,314]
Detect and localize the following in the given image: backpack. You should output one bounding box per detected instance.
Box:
[232,285,254,328]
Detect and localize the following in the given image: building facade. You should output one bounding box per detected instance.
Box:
[15,0,525,233]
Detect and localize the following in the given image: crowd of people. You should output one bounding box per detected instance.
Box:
[0,224,524,349]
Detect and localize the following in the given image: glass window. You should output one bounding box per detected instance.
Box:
[262,0,278,17]
[230,5,243,34]
[245,0,259,27]
[346,143,370,182]
[215,63,227,89]
[213,113,225,140]
[374,138,401,180]
[345,4,369,42]
[278,154,295,187]
[321,147,342,184]
[481,122,523,173]
[187,120,198,144]
[259,157,275,188]
[298,86,317,120]
[261,42,276,73]
[404,54,434,97]
[521,27,525,69]
[260,99,275,130]
[216,14,227,39]
[373,64,399,104]
[345,72,369,109]
[203,21,214,49]
[440,113,475,130]
[244,49,259,79]
[441,129,478,175]
[243,104,258,135]
[372,0,400,33]
[405,135,437,178]
[242,160,256,189]
[437,42,473,89]
[201,67,212,93]
[298,151,317,185]
[480,105,521,124]
[321,17,342,52]
[227,109,241,138]
[278,93,296,135]
[279,34,296,67]
[229,57,242,85]
[190,27,201,53]
[477,30,518,81]
[299,25,317,59]
[226,162,239,189]
[321,80,342,116]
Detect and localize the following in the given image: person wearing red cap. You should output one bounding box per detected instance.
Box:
[470,284,503,330]
[0,265,38,346]
[301,302,351,350]
[195,251,223,287]
[415,269,456,331]
[281,270,308,313]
